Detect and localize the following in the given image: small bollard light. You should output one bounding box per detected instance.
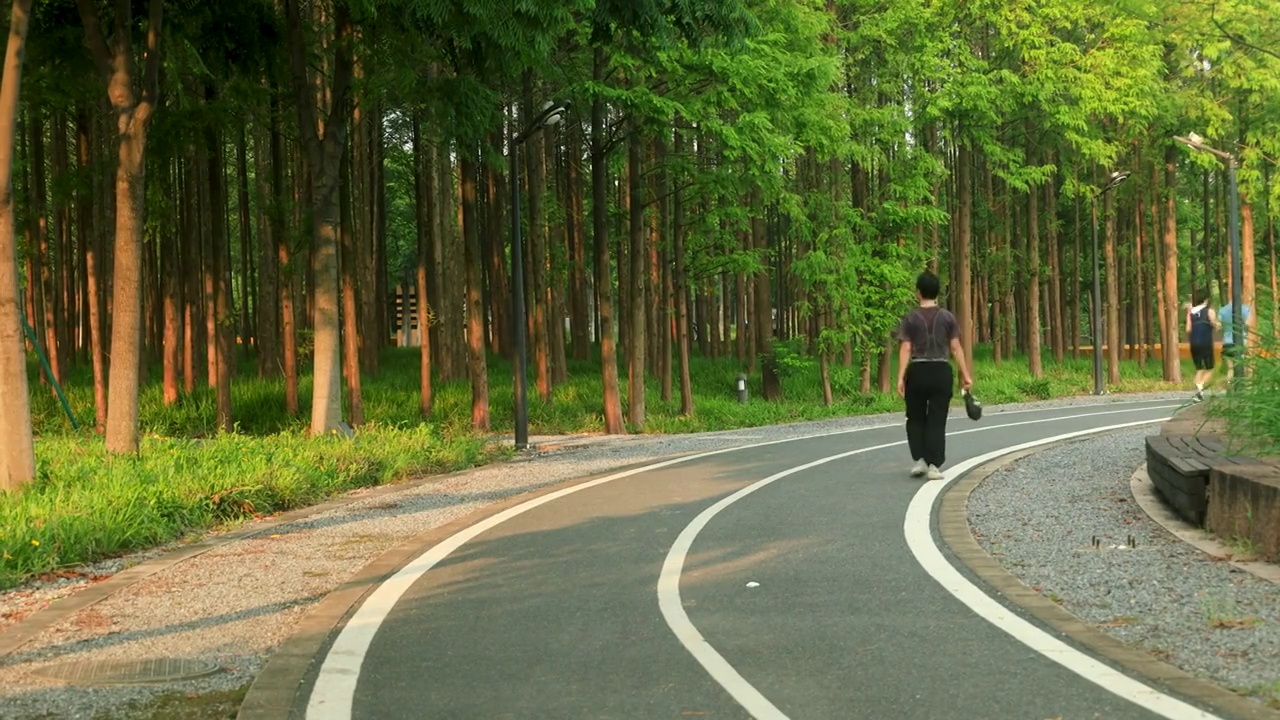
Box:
[736,373,749,404]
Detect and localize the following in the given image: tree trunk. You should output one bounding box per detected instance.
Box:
[672,128,693,416]
[567,122,589,360]
[1161,145,1180,382]
[1026,173,1042,378]
[1241,198,1256,336]
[411,113,433,416]
[482,132,508,358]
[255,107,280,378]
[274,103,298,415]
[1104,189,1120,386]
[524,79,552,403]
[285,0,353,435]
[339,147,364,426]
[236,127,253,356]
[751,190,778,399]
[1045,172,1064,363]
[30,108,62,385]
[547,130,567,385]
[626,132,646,428]
[161,161,180,405]
[0,0,37,489]
[460,150,489,430]
[52,112,72,368]
[205,103,233,433]
[77,0,164,454]
[956,142,974,369]
[591,46,625,434]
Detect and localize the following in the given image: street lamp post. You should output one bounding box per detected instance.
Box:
[1174,133,1244,381]
[1090,170,1130,395]
[509,100,569,450]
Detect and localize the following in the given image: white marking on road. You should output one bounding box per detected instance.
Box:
[304,399,1177,719]
[904,423,1226,720]
[657,405,1179,720]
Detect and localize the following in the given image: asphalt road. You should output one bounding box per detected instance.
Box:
[298,399,1225,720]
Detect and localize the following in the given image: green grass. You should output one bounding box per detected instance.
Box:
[2,341,1195,591]
[1202,318,1280,459]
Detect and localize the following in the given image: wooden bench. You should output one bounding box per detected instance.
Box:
[1145,435,1215,526]
[1145,405,1266,527]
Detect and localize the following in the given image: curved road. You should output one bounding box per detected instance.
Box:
[294,399,1228,720]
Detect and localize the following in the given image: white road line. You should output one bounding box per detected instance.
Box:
[904,420,1225,720]
[657,404,1180,720]
[304,399,1176,719]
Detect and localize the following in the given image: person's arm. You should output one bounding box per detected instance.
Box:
[1185,309,1192,334]
[946,313,972,389]
[950,337,973,390]
[897,340,912,396]
[1211,308,1221,330]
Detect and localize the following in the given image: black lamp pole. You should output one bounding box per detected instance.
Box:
[1090,170,1129,395]
[510,100,569,450]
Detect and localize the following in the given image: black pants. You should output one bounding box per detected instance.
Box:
[905,361,954,468]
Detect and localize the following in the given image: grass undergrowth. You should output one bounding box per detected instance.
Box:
[1201,315,1280,459]
[3,341,1194,591]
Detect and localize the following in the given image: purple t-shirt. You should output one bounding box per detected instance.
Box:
[898,306,959,359]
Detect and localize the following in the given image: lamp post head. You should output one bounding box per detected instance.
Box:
[1100,170,1130,195]
[539,100,570,130]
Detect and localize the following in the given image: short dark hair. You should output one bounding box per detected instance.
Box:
[1193,289,1209,306]
[916,271,941,300]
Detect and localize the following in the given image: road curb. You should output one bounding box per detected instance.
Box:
[938,439,1280,720]
[234,453,699,720]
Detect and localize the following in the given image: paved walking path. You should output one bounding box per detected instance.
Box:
[277,399,1228,720]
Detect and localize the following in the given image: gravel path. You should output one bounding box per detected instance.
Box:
[969,427,1280,711]
[0,392,1192,718]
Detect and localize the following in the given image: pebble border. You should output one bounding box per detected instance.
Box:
[939,440,1280,720]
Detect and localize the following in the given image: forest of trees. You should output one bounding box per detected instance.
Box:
[0,0,1278,491]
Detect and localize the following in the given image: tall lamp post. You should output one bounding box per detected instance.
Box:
[1090,170,1130,395]
[509,99,569,450]
[1174,133,1244,381]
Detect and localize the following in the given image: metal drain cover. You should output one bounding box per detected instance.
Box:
[31,657,221,685]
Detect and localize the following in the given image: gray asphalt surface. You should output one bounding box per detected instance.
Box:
[302,399,1223,720]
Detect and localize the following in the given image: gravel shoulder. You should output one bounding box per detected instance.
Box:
[968,427,1280,712]
[0,391,1192,718]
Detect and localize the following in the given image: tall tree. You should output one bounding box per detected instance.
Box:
[284,0,355,436]
[76,0,164,454]
[0,0,36,490]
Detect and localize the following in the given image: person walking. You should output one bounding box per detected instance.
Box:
[896,271,973,480]
[1185,291,1219,401]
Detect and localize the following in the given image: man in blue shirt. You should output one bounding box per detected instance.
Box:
[1219,301,1251,375]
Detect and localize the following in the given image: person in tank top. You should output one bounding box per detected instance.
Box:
[1185,291,1219,401]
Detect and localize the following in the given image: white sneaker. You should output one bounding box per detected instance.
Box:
[910,459,928,477]
[926,465,945,481]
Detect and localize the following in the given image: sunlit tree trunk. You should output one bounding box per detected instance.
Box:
[77,0,164,454]
[411,112,433,416]
[0,0,37,490]
[285,0,353,435]
[591,47,625,434]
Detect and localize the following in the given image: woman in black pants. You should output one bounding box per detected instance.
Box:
[895,272,974,480]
